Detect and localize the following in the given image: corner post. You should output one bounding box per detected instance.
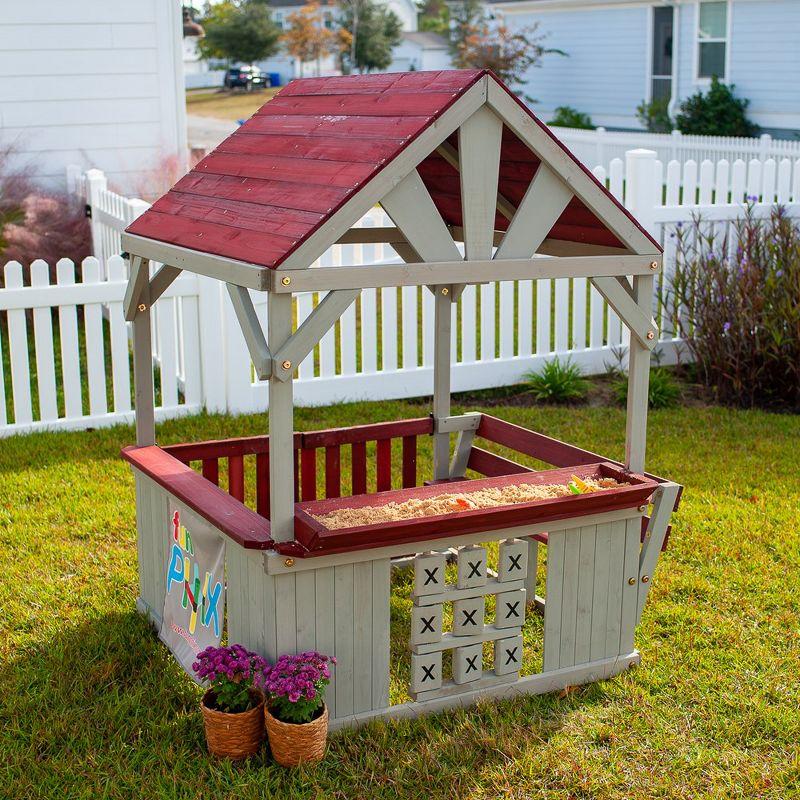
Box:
[268,291,295,542]
[432,286,453,480]
[623,149,658,473]
[131,257,155,446]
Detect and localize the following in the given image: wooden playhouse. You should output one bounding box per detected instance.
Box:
[120,69,681,729]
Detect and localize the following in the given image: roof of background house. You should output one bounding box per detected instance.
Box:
[402,31,450,49]
[126,69,658,269]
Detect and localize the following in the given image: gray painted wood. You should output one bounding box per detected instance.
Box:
[353,561,373,714]
[619,516,642,655]
[485,80,660,256]
[495,589,526,629]
[122,231,267,290]
[452,596,485,636]
[268,254,659,293]
[131,279,155,446]
[226,283,271,380]
[267,292,294,543]
[412,624,523,654]
[123,256,148,321]
[411,651,443,694]
[275,573,297,656]
[457,545,487,589]
[414,578,525,606]
[147,265,181,307]
[494,634,524,676]
[371,558,391,711]
[525,537,539,600]
[592,275,658,350]
[414,552,446,596]
[625,273,656,471]
[498,539,528,583]
[332,651,641,731]
[559,528,581,668]
[432,289,452,479]
[604,519,627,657]
[279,77,488,271]
[314,566,336,719]
[637,483,680,621]
[333,563,355,717]
[272,289,359,381]
[494,164,573,260]
[453,643,483,684]
[589,522,612,661]
[414,669,517,702]
[542,529,566,672]
[574,525,597,664]
[458,105,503,261]
[449,427,476,479]
[295,570,317,652]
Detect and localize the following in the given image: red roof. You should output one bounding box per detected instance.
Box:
[127,70,653,268]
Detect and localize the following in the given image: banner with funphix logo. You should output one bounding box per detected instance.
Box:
[160,504,225,678]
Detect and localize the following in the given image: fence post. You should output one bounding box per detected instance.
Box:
[124,197,150,227]
[596,127,606,169]
[624,149,658,236]
[196,276,228,413]
[759,133,772,161]
[670,129,682,163]
[85,169,108,260]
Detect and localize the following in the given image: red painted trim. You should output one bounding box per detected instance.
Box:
[256,452,269,518]
[293,462,657,555]
[467,446,534,477]
[121,445,272,550]
[376,438,392,492]
[228,455,245,501]
[302,417,431,448]
[301,447,317,502]
[201,458,219,486]
[351,441,367,496]
[401,435,417,489]
[325,445,341,499]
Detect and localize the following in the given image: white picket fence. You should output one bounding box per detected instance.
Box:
[556,127,800,182]
[2,149,799,437]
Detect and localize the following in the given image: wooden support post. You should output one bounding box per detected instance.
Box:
[227,283,271,380]
[130,258,155,446]
[433,287,452,480]
[625,276,654,472]
[268,292,294,543]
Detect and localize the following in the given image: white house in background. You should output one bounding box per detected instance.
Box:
[259,0,426,84]
[0,0,187,192]
[489,0,800,137]
[388,31,453,73]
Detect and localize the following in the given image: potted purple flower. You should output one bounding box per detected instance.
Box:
[193,644,268,759]
[258,651,335,766]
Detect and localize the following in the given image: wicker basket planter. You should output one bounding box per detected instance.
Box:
[201,688,265,759]
[264,703,329,766]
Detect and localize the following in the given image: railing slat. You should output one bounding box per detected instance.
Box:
[82,257,108,416]
[401,435,417,489]
[325,445,340,499]
[30,261,58,422]
[4,262,33,425]
[256,451,269,518]
[56,259,82,418]
[301,447,318,501]
[352,441,367,496]
[376,438,392,492]
[228,455,244,501]
[202,458,219,486]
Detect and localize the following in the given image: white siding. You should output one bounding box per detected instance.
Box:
[506,6,650,129]
[0,0,187,192]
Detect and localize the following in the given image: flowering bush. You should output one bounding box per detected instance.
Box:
[669,203,800,409]
[258,651,334,724]
[192,644,269,714]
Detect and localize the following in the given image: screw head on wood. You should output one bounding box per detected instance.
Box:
[138,303,146,312]
[281,276,291,286]
[441,287,449,295]
[628,577,636,586]
[642,575,650,583]
[647,331,655,340]
[650,261,659,270]
[284,558,295,568]
[282,360,292,370]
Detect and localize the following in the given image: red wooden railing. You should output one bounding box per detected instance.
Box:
[163,418,433,521]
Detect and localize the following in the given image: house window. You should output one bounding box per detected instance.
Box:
[697,1,727,80]
[323,11,333,29]
[274,11,284,30]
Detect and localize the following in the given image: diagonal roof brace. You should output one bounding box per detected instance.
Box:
[226,283,272,380]
[271,288,360,382]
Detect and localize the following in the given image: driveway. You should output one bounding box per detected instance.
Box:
[187,114,239,151]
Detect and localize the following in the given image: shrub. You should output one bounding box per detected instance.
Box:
[549,106,595,130]
[636,97,673,133]
[612,367,681,409]
[676,77,758,136]
[524,357,588,403]
[669,204,800,409]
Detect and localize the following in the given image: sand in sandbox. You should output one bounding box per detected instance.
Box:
[310,476,623,530]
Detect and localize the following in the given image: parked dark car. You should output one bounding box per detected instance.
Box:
[224,66,270,91]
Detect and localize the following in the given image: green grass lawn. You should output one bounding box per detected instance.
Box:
[186,87,279,121]
[1,399,799,799]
